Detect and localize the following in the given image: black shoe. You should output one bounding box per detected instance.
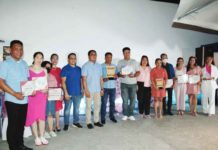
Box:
[56,127,61,132]
[110,118,117,123]
[73,123,83,128]
[18,145,33,150]
[163,112,167,116]
[94,122,103,127]
[87,124,94,129]
[168,112,174,116]
[101,120,106,124]
[63,125,69,131]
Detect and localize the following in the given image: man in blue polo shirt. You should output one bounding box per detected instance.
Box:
[61,53,83,131]
[82,50,104,129]
[0,40,32,150]
[101,52,118,124]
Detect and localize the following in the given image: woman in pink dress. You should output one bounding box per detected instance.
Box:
[186,56,202,116]
[150,58,168,119]
[174,57,187,116]
[25,52,49,146]
[50,54,62,131]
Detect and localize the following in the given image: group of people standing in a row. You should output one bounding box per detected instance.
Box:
[0,40,218,150]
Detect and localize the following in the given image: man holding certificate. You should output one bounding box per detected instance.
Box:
[117,47,140,121]
[161,53,175,116]
[0,40,33,150]
[61,53,83,130]
[101,52,118,124]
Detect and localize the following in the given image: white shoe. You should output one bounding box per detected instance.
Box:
[146,115,151,119]
[128,116,135,121]
[40,136,49,145]
[122,116,128,121]
[49,131,57,137]
[44,132,51,139]
[35,137,42,146]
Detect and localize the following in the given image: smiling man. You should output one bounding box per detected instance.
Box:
[0,40,32,150]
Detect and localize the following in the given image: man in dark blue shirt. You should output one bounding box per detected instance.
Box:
[61,53,83,130]
[161,53,175,115]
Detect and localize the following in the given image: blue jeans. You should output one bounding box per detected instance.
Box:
[121,83,137,116]
[101,88,116,121]
[64,95,81,125]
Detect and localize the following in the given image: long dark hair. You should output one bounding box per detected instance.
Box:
[50,53,59,61]
[41,61,52,73]
[32,52,44,64]
[140,55,150,66]
[187,56,197,72]
[176,57,184,68]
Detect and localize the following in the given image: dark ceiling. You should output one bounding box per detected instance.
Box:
[151,0,180,4]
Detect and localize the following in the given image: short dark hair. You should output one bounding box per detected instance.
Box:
[68,53,76,59]
[105,52,112,57]
[10,40,23,48]
[155,58,162,64]
[88,50,97,56]
[50,53,59,61]
[122,47,131,53]
[160,53,167,59]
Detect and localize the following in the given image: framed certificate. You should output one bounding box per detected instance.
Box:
[166,79,173,88]
[106,66,116,78]
[21,81,35,96]
[121,66,134,75]
[177,74,188,84]
[156,78,164,89]
[188,75,200,84]
[32,77,48,91]
[48,88,63,101]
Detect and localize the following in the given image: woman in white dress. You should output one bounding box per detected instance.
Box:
[174,57,187,116]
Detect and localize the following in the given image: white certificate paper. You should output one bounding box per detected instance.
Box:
[48,88,62,101]
[32,77,48,91]
[177,74,188,84]
[166,79,173,88]
[21,81,35,96]
[188,75,200,84]
[121,66,134,75]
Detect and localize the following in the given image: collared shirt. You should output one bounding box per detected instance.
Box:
[102,63,118,89]
[82,61,102,93]
[137,66,151,87]
[61,64,82,96]
[0,57,29,104]
[117,59,140,84]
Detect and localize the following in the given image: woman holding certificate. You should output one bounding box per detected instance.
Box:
[25,52,49,146]
[137,55,151,118]
[50,54,62,132]
[150,58,168,119]
[186,56,202,117]
[174,57,187,116]
[201,56,218,116]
